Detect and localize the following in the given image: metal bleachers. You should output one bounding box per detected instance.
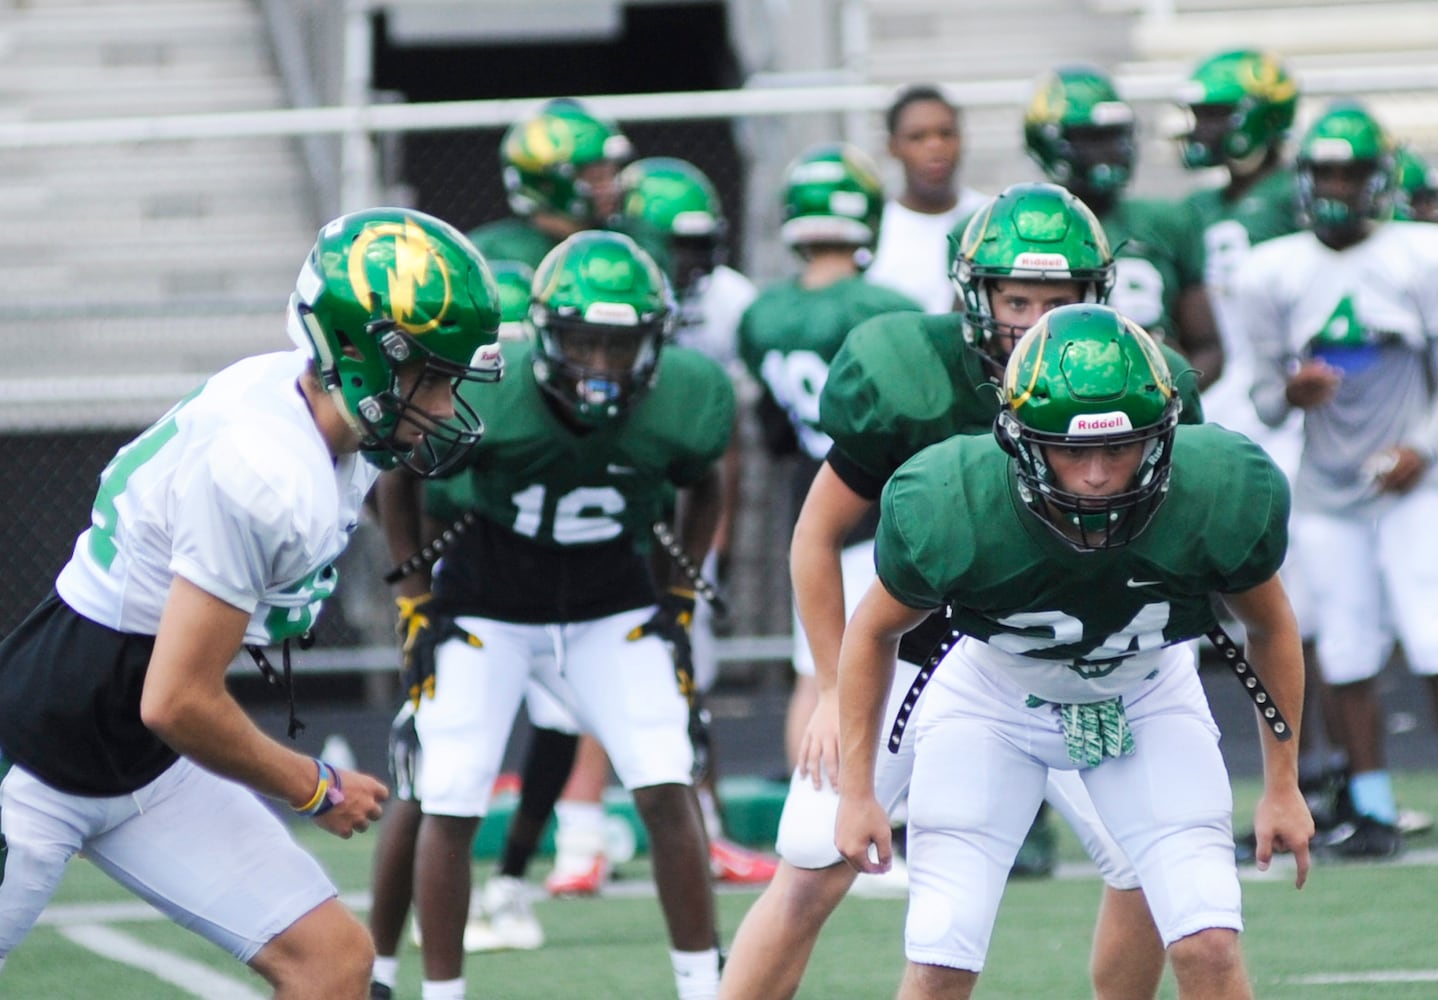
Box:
[0,0,315,431]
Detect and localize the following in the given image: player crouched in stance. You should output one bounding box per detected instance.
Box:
[384,231,729,1000]
[0,208,503,998]
[836,304,1313,999]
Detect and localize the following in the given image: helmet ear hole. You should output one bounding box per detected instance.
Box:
[994,411,1023,458]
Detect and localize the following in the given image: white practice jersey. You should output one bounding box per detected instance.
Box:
[1238,221,1438,513]
[866,188,988,314]
[57,350,379,643]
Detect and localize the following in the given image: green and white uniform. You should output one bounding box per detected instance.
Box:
[415,340,734,816]
[1103,197,1206,352]
[738,275,920,678]
[738,276,921,464]
[772,310,1202,875]
[877,425,1287,969]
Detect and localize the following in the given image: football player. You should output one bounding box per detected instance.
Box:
[378,231,731,1000]
[0,208,502,996]
[1394,145,1438,223]
[467,157,770,911]
[620,156,757,365]
[1025,64,1224,388]
[1174,48,1302,467]
[1173,48,1351,846]
[613,155,774,884]
[866,84,988,313]
[836,304,1312,1000]
[719,182,1200,1000]
[1239,101,1438,859]
[366,260,541,984]
[469,97,633,269]
[737,141,922,771]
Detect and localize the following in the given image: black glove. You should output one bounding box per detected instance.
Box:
[627,588,710,779]
[395,593,481,708]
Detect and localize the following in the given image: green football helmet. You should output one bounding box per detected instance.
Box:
[780,142,885,252]
[500,99,634,223]
[1024,65,1136,206]
[1296,101,1396,242]
[489,259,535,341]
[530,230,674,426]
[618,156,727,291]
[996,304,1179,550]
[1395,145,1438,222]
[950,182,1115,376]
[287,208,504,476]
[1176,49,1298,170]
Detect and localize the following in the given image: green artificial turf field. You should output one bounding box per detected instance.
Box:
[7,771,1438,999]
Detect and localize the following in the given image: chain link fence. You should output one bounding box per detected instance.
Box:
[6,71,1438,677]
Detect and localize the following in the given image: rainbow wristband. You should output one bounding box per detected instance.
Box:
[294,759,345,817]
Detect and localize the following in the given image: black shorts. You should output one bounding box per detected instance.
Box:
[0,593,173,796]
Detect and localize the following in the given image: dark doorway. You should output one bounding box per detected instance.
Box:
[372,3,747,264]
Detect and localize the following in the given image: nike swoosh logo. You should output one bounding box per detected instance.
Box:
[1126,578,1160,588]
[607,464,637,475]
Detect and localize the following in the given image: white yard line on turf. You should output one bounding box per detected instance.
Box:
[1288,971,1438,985]
[58,924,266,1000]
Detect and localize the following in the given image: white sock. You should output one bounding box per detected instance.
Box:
[371,955,399,989]
[671,947,720,1000]
[555,799,605,835]
[421,977,466,1000]
[554,799,607,858]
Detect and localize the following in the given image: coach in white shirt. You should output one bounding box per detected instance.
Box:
[867,85,988,314]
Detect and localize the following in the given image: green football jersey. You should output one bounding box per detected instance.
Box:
[738,275,921,460]
[467,217,563,271]
[821,311,1204,497]
[1184,167,1300,300]
[876,425,1288,700]
[1103,197,1205,345]
[427,340,734,546]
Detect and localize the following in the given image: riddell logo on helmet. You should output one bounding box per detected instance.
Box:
[1068,412,1134,435]
[1012,252,1070,272]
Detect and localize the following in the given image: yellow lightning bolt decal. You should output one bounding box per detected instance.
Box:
[346,217,452,335]
[1242,53,1297,104]
[507,117,576,170]
[386,218,432,330]
[1025,72,1065,126]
